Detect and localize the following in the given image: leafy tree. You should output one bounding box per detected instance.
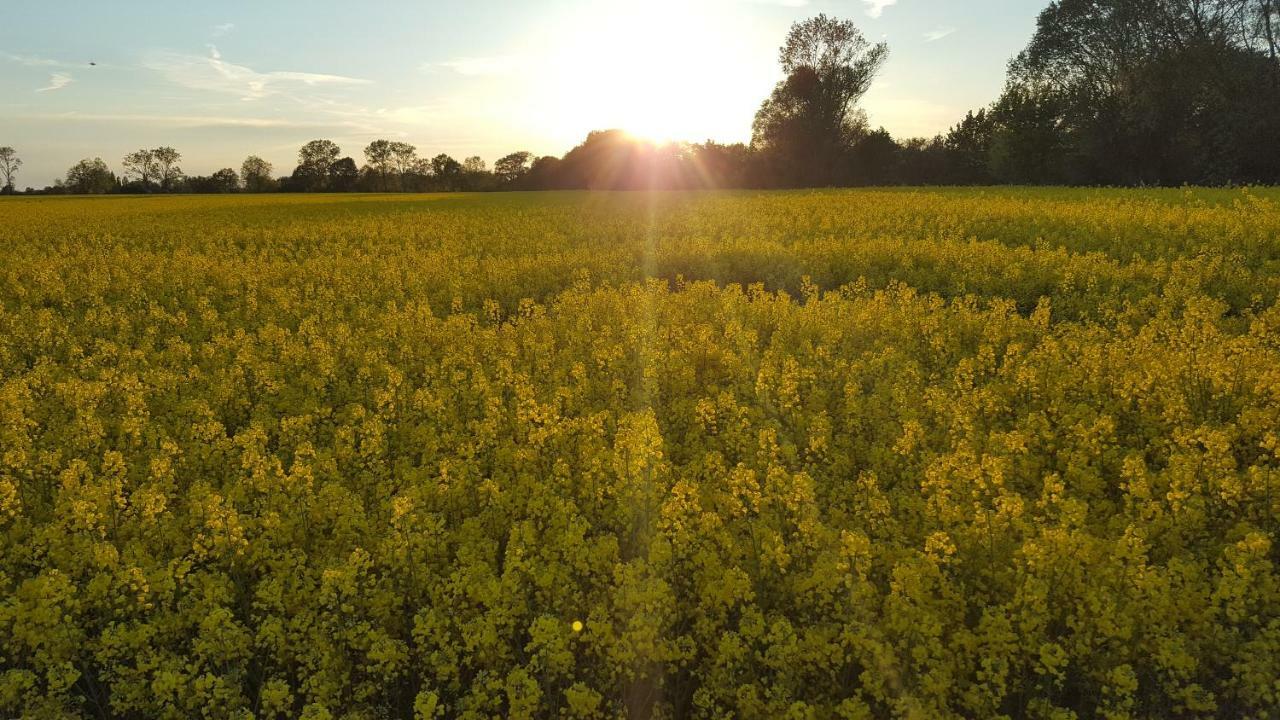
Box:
[993,0,1280,184]
[240,155,275,192]
[0,146,20,193]
[430,153,463,191]
[64,157,117,193]
[463,156,486,173]
[752,14,888,187]
[495,151,534,185]
[296,139,341,191]
[364,139,395,190]
[944,109,996,184]
[329,156,359,192]
[210,168,239,192]
[153,146,183,191]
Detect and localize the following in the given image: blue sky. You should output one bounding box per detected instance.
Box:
[1,0,1044,187]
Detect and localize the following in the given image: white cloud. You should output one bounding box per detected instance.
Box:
[212,23,235,37]
[145,46,369,101]
[924,26,957,42]
[36,72,73,92]
[425,56,522,77]
[862,0,899,18]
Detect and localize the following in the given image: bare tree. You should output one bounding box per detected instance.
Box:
[122,148,158,188]
[390,142,417,177]
[0,147,20,192]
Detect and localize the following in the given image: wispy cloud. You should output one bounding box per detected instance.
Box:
[145,46,370,101]
[425,56,522,77]
[36,72,73,92]
[862,0,899,18]
[4,52,69,68]
[212,22,235,37]
[22,110,367,130]
[924,26,957,42]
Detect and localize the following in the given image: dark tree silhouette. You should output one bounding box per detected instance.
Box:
[65,158,118,194]
[240,156,274,192]
[329,157,359,192]
[0,147,20,193]
[752,14,888,187]
[495,152,533,185]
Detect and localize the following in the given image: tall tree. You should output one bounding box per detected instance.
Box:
[364,139,394,190]
[0,147,20,192]
[153,146,183,191]
[240,156,274,192]
[463,156,487,173]
[122,149,158,188]
[995,0,1280,184]
[296,139,341,191]
[751,14,888,186]
[389,142,417,177]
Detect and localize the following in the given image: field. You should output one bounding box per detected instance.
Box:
[2,188,1280,719]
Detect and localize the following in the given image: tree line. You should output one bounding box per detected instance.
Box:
[4,0,1278,195]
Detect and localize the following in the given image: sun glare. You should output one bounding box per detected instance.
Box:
[524,1,777,147]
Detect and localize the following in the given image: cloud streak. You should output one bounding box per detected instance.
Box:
[425,55,522,77]
[862,0,899,18]
[145,46,370,101]
[5,52,70,68]
[924,26,957,42]
[36,72,73,92]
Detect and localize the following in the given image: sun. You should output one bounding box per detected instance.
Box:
[521,1,778,148]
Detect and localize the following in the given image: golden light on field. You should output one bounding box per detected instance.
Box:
[526,0,779,146]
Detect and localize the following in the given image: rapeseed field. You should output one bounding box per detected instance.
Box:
[2,188,1279,718]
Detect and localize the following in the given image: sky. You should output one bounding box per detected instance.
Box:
[0,0,1045,187]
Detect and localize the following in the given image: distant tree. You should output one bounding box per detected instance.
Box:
[848,128,899,185]
[494,151,533,184]
[122,148,158,189]
[296,139,341,191]
[210,168,239,192]
[525,155,563,189]
[389,142,417,177]
[463,156,486,173]
[0,146,20,193]
[688,142,753,188]
[364,139,395,190]
[944,109,995,184]
[430,154,463,190]
[329,157,359,192]
[153,146,183,191]
[240,155,275,192]
[752,14,888,187]
[65,157,118,194]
